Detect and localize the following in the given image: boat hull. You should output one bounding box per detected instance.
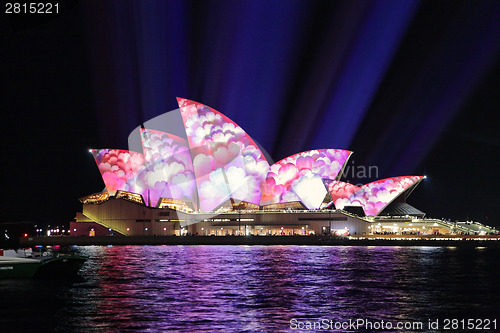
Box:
[0,256,87,279]
[0,259,41,278]
[35,257,87,279]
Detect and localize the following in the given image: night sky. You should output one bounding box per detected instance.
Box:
[1,0,499,227]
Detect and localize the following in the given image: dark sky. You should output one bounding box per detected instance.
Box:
[1,0,499,227]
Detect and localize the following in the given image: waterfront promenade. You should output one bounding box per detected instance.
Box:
[19,234,500,247]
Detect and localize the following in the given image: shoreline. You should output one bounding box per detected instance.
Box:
[18,235,500,247]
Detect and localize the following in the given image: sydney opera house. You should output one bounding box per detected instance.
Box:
[71,98,460,237]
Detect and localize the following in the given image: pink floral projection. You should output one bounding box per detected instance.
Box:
[91,149,147,199]
[140,129,197,208]
[260,149,352,207]
[89,99,423,214]
[332,176,424,216]
[177,98,270,211]
[328,181,360,204]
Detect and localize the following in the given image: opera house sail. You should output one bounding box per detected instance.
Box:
[74,98,428,237]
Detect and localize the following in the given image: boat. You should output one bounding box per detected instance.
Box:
[0,248,87,279]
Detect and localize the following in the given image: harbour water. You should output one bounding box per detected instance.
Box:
[1,245,499,332]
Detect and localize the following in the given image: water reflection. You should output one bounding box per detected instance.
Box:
[1,245,499,332]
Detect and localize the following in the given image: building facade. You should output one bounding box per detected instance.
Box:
[72,98,445,237]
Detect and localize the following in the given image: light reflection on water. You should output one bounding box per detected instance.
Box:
[1,245,499,332]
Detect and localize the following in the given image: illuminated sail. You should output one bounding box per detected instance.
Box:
[177,98,270,211]
[333,176,424,216]
[140,129,197,208]
[260,149,352,207]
